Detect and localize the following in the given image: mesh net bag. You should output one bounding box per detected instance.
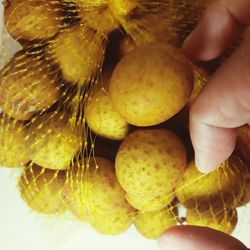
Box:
[0,0,249,239]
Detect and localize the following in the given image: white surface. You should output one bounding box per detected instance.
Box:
[0,168,250,250]
[0,168,158,250]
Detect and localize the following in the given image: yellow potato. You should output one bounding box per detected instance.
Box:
[118,36,136,59]
[108,0,138,17]
[63,170,90,222]
[188,65,208,106]
[4,0,62,41]
[176,156,244,211]
[235,125,250,164]
[90,202,136,235]
[0,48,61,120]
[19,164,67,214]
[126,192,175,212]
[0,115,30,167]
[85,76,129,140]
[115,129,186,197]
[119,1,177,45]
[27,112,83,170]
[78,5,117,34]
[73,0,107,8]
[186,208,238,235]
[109,43,194,126]
[134,206,178,239]
[240,176,250,206]
[234,125,250,206]
[47,24,105,85]
[66,157,135,221]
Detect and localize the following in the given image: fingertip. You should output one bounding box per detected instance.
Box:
[182,23,216,61]
[194,150,231,174]
[158,226,248,250]
[183,1,243,61]
[157,226,182,250]
[191,126,237,174]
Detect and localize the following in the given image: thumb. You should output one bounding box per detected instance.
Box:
[190,32,250,173]
[158,226,249,250]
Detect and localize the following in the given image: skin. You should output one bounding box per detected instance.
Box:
[159,1,250,249]
[185,0,250,173]
[158,226,248,250]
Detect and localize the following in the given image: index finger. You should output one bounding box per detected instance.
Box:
[183,0,250,61]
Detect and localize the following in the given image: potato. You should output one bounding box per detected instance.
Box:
[121,2,175,45]
[234,125,250,206]
[78,5,117,34]
[27,112,83,170]
[19,164,67,214]
[4,0,62,41]
[108,0,138,17]
[109,43,194,126]
[63,170,90,222]
[90,202,136,235]
[0,48,61,120]
[85,76,129,140]
[65,157,135,221]
[188,65,208,106]
[118,36,136,59]
[176,156,244,211]
[235,125,250,164]
[0,115,30,167]
[126,192,175,212]
[47,24,105,85]
[240,176,250,206]
[134,206,178,239]
[186,208,238,235]
[73,0,107,8]
[115,129,186,197]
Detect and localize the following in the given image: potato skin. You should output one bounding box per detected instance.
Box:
[115,129,186,197]
[78,5,117,34]
[65,157,136,222]
[19,164,67,214]
[186,208,238,235]
[134,206,177,239]
[176,156,244,211]
[188,65,208,106]
[109,43,194,126]
[0,48,61,121]
[240,177,250,206]
[108,0,138,17]
[27,112,83,170]
[0,116,30,167]
[4,0,62,41]
[235,125,250,164]
[126,192,175,212]
[90,202,136,235]
[47,25,105,85]
[234,125,250,206]
[85,77,129,140]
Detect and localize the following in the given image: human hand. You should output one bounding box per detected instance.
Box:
[184,0,250,173]
[158,1,250,249]
[158,225,249,250]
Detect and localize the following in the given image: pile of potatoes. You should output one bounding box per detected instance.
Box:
[0,0,249,240]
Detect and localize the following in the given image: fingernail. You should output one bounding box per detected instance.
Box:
[195,153,216,174]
